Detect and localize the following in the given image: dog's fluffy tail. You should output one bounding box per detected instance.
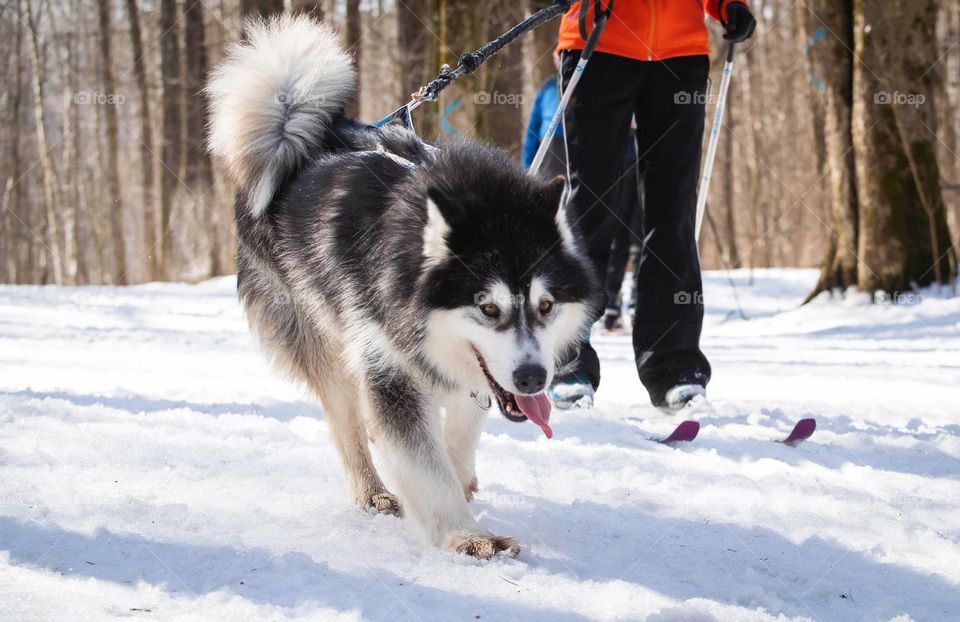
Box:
[206,15,356,217]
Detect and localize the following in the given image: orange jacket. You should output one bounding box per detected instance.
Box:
[557,0,748,61]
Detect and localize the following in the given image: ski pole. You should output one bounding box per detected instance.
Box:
[694,43,736,241]
[529,2,612,177]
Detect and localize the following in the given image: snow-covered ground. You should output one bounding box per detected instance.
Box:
[1,269,958,622]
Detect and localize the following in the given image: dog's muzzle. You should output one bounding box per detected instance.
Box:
[472,347,553,438]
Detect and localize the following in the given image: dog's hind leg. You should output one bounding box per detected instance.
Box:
[311,365,401,516]
[362,372,518,558]
[443,392,489,501]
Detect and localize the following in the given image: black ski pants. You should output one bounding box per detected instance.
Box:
[604,158,643,313]
[558,50,712,405]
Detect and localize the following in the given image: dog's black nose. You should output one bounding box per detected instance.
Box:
[513,364,547,394]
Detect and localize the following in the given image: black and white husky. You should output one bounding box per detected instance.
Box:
[207,16,597,558]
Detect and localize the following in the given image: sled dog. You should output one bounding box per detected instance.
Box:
[207,15,597,558]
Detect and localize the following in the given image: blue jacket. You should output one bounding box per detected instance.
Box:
[522,79,564,168]
[522,78,638,168]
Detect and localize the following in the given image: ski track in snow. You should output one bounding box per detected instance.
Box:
[1,269,958,621]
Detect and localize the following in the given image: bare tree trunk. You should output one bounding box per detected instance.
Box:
[159,0,183,279]
[7,0,26,282]
[0,176,12,281]
[801,0,859,300]
[96,0,127,284]
[344,0,362,119]
[481,1,525,155]
[181,9,209,185]
[854,0,955,292]
[939,0,960,252]
[183,0,221,276]
[92,92,109,281]
[80,0,106,283]
[436,0,478,142]
[953,2,960,250]
[125,0,158,280]
[741,45,761,275]
[528,0,560,88]
[22,0,63,284]
[433,0,524,152]
[65,0,86,284]
[41,0,77,284]
[722,93,741,268]
[744,7,761,272]
[291,0,324,19]
[397,0,439,138]
[240,0,284,19]
[0,179,12,282]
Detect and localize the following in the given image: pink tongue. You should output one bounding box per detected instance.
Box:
[514,393,553,439]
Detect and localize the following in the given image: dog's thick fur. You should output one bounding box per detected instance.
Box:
[208,16,598,558]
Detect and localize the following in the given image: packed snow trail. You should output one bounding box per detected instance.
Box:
[1,269,958,621]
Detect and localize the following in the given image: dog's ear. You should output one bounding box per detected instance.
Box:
[540,175,567,214]
[424,188,453,266]
[426,186,462,224]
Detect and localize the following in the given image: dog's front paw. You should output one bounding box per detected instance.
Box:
[362,491,402,517]
[447,530,520,559]
[464,476,479,501]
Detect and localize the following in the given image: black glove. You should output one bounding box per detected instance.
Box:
[723,2,756,42]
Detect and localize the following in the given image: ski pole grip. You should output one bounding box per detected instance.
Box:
[579,0,613,42]
[726,42,736,63]
[579,11,610,61]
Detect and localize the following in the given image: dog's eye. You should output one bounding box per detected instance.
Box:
[480,302,500,319]
[538,299,554,315]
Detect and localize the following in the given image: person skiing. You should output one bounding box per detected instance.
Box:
[548,0,756,411]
